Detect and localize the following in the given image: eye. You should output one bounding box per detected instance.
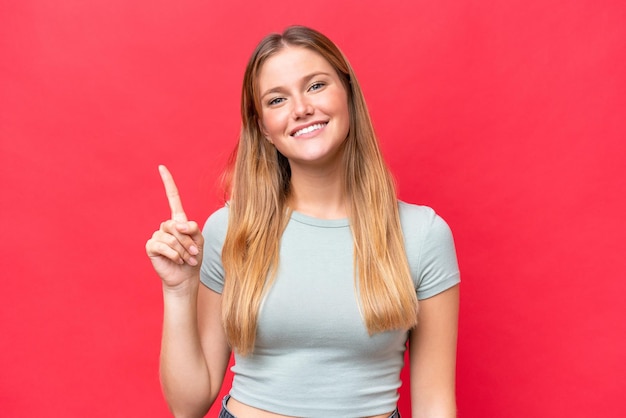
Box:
[308,82,325,91]
[268,97,285,106]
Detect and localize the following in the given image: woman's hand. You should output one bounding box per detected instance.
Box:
[146,165,204,290]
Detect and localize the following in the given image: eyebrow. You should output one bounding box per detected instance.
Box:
[259,71,332,100]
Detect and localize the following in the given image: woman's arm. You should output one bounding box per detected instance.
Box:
[409,284,460,418]
[147,166,231,417]
[159,281,231,417]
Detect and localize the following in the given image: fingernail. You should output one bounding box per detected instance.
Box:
[189,245,199,255]
[188,257,198,266]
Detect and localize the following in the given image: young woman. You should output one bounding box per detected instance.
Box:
[146,26,460,418]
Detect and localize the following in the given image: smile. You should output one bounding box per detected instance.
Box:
[291,122,327,138]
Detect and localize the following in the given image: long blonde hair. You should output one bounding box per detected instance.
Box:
[221,26,418,355]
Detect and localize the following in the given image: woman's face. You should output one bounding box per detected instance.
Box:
[257,46,350,171]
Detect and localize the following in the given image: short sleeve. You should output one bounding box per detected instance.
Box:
[399,202,461,300]
[199,205,229,294]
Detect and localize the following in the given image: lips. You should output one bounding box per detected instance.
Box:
[290,122,328,137]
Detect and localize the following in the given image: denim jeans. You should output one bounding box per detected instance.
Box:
[218,394,401,418]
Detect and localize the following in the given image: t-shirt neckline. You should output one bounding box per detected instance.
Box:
[290,210,350,228]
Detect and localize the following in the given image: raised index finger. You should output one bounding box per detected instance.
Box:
[158,165,188,222]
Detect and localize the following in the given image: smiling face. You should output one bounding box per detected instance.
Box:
[257,46,350,171]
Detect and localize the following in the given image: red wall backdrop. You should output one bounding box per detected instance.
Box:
[1,0,625,416]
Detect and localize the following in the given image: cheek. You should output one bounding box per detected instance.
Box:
[330,89,349,117]
[334,97,350,134]
[261,111,286,136]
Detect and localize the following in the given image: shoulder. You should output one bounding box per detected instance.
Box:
[398,200,452,238]
[398,200,460,298]
[202,204,230,241]
[398,200,436,222]
[204,204,229,226]
[200,205,230,291]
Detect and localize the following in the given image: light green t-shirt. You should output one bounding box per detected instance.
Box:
[200,201,460,417]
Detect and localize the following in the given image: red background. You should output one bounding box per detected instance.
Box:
[1,0,625,416]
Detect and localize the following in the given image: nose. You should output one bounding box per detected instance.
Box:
[292,94,314,119]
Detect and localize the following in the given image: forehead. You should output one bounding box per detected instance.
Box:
[257,46,336,91]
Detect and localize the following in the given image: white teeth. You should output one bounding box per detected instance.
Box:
[293,123,326,137]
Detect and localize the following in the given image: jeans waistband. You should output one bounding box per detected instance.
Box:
[217,395,235,418]
[218,395,401,418]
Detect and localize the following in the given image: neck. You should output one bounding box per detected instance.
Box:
[288,163,347,219]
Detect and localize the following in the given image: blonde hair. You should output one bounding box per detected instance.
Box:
[221,26,418,355]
